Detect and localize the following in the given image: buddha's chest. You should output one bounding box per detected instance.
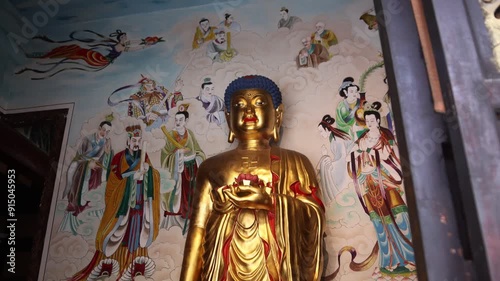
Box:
[220,151,274,186]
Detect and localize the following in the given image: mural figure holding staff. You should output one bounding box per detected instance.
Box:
[206,28,238,62]
[69,124,161,281]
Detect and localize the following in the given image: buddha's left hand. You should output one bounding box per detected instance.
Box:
[224,185,272,210]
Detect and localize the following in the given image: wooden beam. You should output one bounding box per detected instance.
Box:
[410,0,445,113]
[421,0,500,280]
[374,0,471,280]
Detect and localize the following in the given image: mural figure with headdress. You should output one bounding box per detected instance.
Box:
[69,124,161,281]
[206,28,238,62]
[278,6,302,29]
[316,114,351,206]
[59,115,114,235]
[335,77,366,140]
[193,18,217,49]
[15,29,163,80]
[219,13,241,33]
[346,101,416,277]
[160,104,206,235]
[196,77,227,129]
[108,75,184,129]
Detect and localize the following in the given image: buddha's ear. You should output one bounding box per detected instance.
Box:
[275,104,284,128]
[225,108,230,123]
[225,108,235,143]
[273,104,284,142]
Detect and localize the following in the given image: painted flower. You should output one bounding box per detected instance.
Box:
[235,173,265,187]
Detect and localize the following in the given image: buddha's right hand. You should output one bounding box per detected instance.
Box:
[223,185,272,210]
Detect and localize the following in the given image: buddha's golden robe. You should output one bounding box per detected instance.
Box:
[193,147,325,281]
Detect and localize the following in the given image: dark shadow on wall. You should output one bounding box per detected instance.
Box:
[0,109,67,281]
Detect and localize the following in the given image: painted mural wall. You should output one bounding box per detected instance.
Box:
[2,0,418,280]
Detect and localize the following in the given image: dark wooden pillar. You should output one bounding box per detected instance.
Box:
[420,0,500,280]
[374,0,474,280]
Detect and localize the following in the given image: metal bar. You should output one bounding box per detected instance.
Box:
[374,0,470,280]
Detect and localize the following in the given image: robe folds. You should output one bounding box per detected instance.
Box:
[200,147,325,281]
[69,149,160,281]
[296,44,330,68]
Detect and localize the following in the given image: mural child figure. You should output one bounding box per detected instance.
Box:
[160,105,206,235]
[336,77,366,140]
[297,37,330,68]
[69,124,161,281]
[193,18,217,49]
[180,75,325,281]
[316,114,351,206]
[347,101,417,276]
[278,6,302,29]
[60,119,113,235]
[206,28,238,62]
[311,21,338,56]
[108,75,184,129]
[16,30,162,80]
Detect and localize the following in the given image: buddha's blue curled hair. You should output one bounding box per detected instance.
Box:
[224,75,282,112]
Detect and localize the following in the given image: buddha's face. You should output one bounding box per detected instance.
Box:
[228,89,280,140]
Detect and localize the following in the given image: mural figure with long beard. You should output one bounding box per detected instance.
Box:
[69,125,161,281]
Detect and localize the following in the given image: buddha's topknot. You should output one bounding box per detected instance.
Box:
[224,75,282,112]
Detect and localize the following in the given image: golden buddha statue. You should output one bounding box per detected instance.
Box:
[180,75,325,281]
